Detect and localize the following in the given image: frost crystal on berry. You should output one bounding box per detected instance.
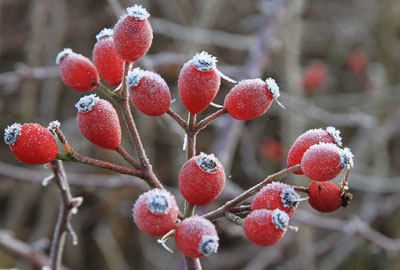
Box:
[326,126,342,147]
[47,120,61,134]
[96,28,113,41]
[126,5,150,20]
[196,152,219,174]
[341,147,354,169]
[146,189,172,215]
[271,209,289,231]
[192,51,217,71]
[4,123,22,146]
[198,235,219,256]
[280,187,300,209]
[265,78,280,99]
[56,48,73,65]
[126,68,144,88]
[75,94,100,113]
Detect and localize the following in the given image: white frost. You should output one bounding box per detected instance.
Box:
[326,126,343,147]
[4,123,22,146]
[75,94,100,113]
[126,68,144,88]
[96,28,113,41]
[192,51,217,71]
[341,147,354,169]
[56,48,73,65]
[126,5,150,20]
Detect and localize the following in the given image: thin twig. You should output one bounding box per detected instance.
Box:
[195,107,228,132]
[166,108,187,130]
[115,145,142,169]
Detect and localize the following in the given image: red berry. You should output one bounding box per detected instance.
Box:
[178,51,221,114]
[224,78,280,120]
[56,48,99,91]
[243,209,289,246]
[252,182,300,217]
[347,50,368,74]
[126,68,171,116]
[133,189,179,236]
[92,29,124,86]
[175,216,219,258]
[113,5,153,62]
[287,127,342,175]
[259,138,285,163]
[179,153,225,205]
[302,62,327,92]
[4,123,58,165]
[301,143,354,182]
[75,94,121,150]
[308,182,343,213]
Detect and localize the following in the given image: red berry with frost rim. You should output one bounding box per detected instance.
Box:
[75,94,121,150]
[252,182,300,217]
[56,48,99,91]
[133,189,179,237]
[178,51,221,114]
[301,143,354,182]
[113,5,153,62]
[175,216,219,258]
[4,123,58,165]
[224,78,280,120]
[126,68,171,116]
[308,182,343,213]
[92,29,124,86]
[287,126,342,175]
[243,209,289,246]
[179,153,225,205]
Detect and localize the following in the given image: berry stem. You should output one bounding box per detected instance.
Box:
[115,61,130,97]
[195,107,228,132]
[294,186,310,194]
[115,145,142,169]
[96,82,117,98]
[166,108,187,130]
[226,205,252,214]
[224,211,244,226]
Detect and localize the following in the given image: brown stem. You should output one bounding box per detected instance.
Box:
[97,82,117,98]
[115,145,142,169]
[195,107,228,132]
[294,186,310,194]
[166,108,187,130]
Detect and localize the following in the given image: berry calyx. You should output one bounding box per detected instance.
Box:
[133,189,179,237]
[92,28,124,86]
[308,181,343,213]
[301,143,354,182]
[113,5,153,62]
[179,153,225,205]
[175,216,219,258]
[75,94,121,150]
[126,68,171,116]
[243,209,289,246]
[178,51,221,114]
[252,182,300,217]
[4,123,58,165]
[287,127,342,174]
[56,48,99,91]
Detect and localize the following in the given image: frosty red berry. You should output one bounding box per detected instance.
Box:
[4,123,58,165]
[75,94,121,150]
[308,181,343,213]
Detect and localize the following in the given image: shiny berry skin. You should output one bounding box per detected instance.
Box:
[56,48,99,91]
[4,123,58,165]
[113,5,153,62]
[287,127,342,175]
[225,78,280,120]
[126,68,171,116]
[308,182,343,213]
[252,182,300,217]
[178,51,221,114]
[243,209,289,246]
[92,29,124,86]
[302,62,327,92]
[301,143,354,182]
[179,153,225,205]
[133,189,179,237]
[75,94,121,150]
[175,216,219,258]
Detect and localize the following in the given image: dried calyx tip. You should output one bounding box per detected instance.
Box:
[281,187,300,209]
[147,189,172,215]
[96,28,113,41]
[198,235,219,256]
[4,123,22,146]
[56,48,73,65]
[341,147,354,169]
[47,120,61,134]
[326,126,342,147]
[196,152,220,174]
[75,94,100,113]
[265,78,280,99]
[126,5,150,20]
[272,209,289,231]
[126,68,144,88]
[192,51,217,71]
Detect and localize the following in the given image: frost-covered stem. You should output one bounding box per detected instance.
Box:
[224,211,244,226]
[202,165,301,221]
[195,107,228,132]
[97,82,117,98]
[226,205,252,214]
[294,186,309,194]
[166,108,187,130]
[115,145,142,169]
[116,61,130,97]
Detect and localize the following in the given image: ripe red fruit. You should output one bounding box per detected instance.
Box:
[126,68,171,116]
[113,5,153,62]
[243,209,289,246]
[133,189,179,236]
[4,123,58,165]
[302,62,327,92]
[224,78,280,120]
[252,182,300,217]
[179,153,225,205]
[92,28,124,86]
[75,94,121,150]
[287,127,342,175]
[259,138,285,163]
[301,143,354,182]
[347,50,368,74]
[175,216,219,258]
[308,182,343,213]
[56,48,99,91]
[178,51,221,114]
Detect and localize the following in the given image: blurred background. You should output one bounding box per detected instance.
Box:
[1,0,400,269]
